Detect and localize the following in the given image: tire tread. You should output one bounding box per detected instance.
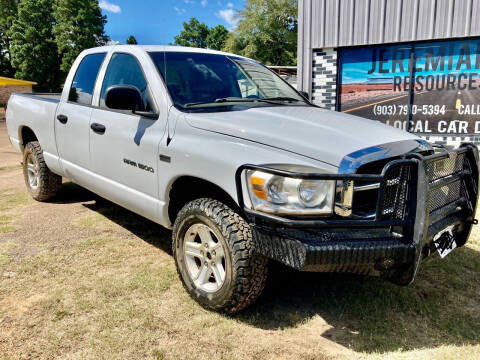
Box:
[173,198,268,313]
[23,141,61,201]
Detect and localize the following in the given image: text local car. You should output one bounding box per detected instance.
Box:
[6,46,479,313]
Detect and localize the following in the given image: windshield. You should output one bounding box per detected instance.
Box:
[149,51,308,110]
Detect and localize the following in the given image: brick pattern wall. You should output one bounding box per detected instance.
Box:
[419,135,480,148]
[0,85,32,104]
[311,49,338,110]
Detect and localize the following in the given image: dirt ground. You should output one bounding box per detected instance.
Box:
[1,121,480,360]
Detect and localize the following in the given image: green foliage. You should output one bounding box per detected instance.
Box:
[0,0,18,77]
[173,18,210,48]
[53,0,108,73]
[172,18,230,51]
[8,0,61,91]
[206,25,229,50]
[223,0,298,65]
[126,35,138,45]
[7,0,108,90]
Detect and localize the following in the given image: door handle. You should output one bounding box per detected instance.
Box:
[90,123,106,135]
[57,114,68,124]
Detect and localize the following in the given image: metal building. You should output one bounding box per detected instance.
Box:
[298,0,480,146]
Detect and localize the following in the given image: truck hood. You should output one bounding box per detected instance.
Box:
[185,106,420,169]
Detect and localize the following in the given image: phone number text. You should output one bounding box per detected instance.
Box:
[373,104,446,116]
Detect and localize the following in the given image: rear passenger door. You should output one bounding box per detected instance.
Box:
[89,51,166,221]
[55,52,106,182]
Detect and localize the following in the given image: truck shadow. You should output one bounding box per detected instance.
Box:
[239,252,480,352]
[53,182,480,354]
[53,182,172,254]
[238,247,480,353]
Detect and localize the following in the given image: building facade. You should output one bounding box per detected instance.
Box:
[298,0,480,146]
[0,77,36,104]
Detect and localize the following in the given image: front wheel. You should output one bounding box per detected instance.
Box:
[172,198,268,313]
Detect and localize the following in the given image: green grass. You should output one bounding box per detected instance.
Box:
[74,211,114,230]
[0,231,180,359]
[151,349,167,360]
[0,164,21,172]
[0,189,32,212]
[0,215,15,233]
[74,205,149,231]
[0,240,17,265]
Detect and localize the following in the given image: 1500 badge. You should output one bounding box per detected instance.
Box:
[123,158,154,173]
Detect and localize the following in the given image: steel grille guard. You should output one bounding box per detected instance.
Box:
[235,142,479,284]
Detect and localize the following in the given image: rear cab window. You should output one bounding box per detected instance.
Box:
[68,53,106,105]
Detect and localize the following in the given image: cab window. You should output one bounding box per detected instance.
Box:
[100,53,154,111]
[68,53,106,105]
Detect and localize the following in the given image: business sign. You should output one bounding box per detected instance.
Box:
[338,39,480,135]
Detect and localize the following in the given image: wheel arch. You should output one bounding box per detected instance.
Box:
[167,175,241,225]
[18,125,38,151]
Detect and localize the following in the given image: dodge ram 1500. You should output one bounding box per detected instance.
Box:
[6,45,479,313]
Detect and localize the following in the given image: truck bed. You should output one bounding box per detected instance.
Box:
[6,92,62,175]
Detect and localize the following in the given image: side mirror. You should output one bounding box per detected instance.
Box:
[105,85,144,112]
[299,90,309,100]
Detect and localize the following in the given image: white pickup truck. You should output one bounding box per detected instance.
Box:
[6,45,479,313]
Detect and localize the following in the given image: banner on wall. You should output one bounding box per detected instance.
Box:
[339,39,480,135]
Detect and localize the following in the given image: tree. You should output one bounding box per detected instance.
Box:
[0,0,18,77]
[126,35,138,45]
[172,18,231,50]
[173,18,210,48]
[206,25,229,50]
[8,0,61,91]
[53,0,108,73]
[223,0,298,66]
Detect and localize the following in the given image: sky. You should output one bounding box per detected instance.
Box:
[98,0,245,45]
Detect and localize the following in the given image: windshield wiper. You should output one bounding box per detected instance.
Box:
[257,97,304,104]
[184,98,256,108]
[184,96,304,108]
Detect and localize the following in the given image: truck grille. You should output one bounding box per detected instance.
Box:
[428,180,462,213]
[426,152,465,181]
[351,149,475,222]
[425,151,475,216]
[352,158,412,219]
[379,164,412,220]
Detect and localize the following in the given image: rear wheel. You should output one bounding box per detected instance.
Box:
[172,198,268,313]
[22,141,62,201]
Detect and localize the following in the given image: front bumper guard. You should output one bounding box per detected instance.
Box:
[235,143,479,284]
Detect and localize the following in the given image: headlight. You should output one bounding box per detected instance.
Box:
[246,167,335,215]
